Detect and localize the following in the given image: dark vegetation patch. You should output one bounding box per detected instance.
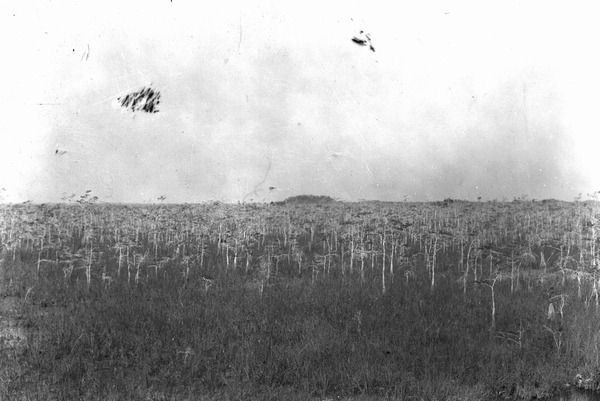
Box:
[281,195,337,205]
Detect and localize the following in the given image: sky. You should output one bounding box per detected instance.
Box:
[1,1,599,203]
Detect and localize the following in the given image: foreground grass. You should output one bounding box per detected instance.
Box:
[2,260,595,400]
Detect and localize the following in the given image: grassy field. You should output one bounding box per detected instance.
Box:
[0,198,599,400]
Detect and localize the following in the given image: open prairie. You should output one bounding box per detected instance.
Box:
[1,198,599,400]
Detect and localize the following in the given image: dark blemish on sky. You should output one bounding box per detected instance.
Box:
[238,14,243,53]
[351,31,375,52]
[55,149,67,156]
[117,86,161,114]
[243,160,272,202]
[81,44,90,61]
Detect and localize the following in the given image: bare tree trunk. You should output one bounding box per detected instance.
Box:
[389,235,394,283]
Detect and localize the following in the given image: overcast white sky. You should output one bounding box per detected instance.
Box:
[1,1,599,203]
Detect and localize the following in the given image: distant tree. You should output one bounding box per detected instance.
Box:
[284,195,336,204]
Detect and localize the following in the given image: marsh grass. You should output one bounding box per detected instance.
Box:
[0,263,581,400]
[0,200,599,400]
